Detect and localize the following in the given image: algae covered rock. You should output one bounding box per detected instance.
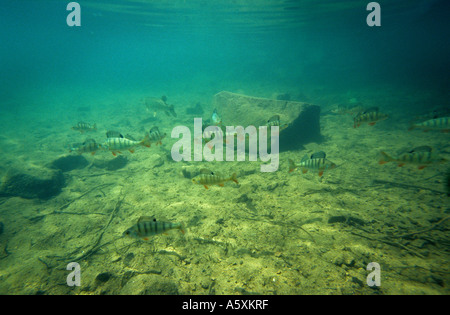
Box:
[0,167,65,199]
[213,91,322,150]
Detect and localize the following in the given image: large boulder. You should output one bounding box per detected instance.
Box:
[0,167,65,199]
[213,91,322,150]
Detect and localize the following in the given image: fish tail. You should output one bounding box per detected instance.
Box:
[407,124,416,131]
[230,173,239,184]
[179,222,186,234]
[379,151,393,164]
[288,159,296,172]
[140,134,151,147]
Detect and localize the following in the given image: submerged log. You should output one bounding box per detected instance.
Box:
[213,91,322,150]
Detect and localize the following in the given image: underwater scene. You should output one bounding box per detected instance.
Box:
[0,0,449,295]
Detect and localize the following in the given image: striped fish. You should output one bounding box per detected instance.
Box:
[69,138,100,155]
[408,117,450,132]
[71,122,97,133]
[267,115,288,131]
[288,151,336,177]
[102,134,150,156]
[123,216,185,241]
[144,96,177,117]
[148,126,166,146]
[353,107,388,128]
[379,146,447,169]
[192,169,239,189]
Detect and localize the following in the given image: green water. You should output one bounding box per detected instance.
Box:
[0,0,449,295]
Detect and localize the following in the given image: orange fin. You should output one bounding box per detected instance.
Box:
[203,185,209,189]
[397,163,405,167]
[218,183,224,187]
[91,152,96,155]
[112,152,117,156]
[318,171,324,177]
[302,169,308,174]
[129,149,135,153]
[368,122,376,126]
[230,173,239,184]
[418,165,426,170]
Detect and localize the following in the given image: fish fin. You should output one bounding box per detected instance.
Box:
[203,185,209,189]
[409,146,432,153]
[418,165,427,170]
[230,173,239,184]
[288,159,297,173]
[302,169,308,174]
[129,149,135,153]
[368,122,376,126]
[218,183,224,187]
[441,129,449,133]
[318,171,324,177]
[158,141,162,145]
[143,237,149,241]
[91,152,96,155]
[300,154,309,163]
[140,134,151,147]
[407,125,415,131]
[379,151,393,164]
[150,126,159,133]
[112,152,117,156]
[311,151,326,159]
[397,163,405,167]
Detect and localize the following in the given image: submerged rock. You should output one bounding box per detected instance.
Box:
[0,167,65,199]
[213,91,322,150]
[96,272,113,283]
[49,155,89,172]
